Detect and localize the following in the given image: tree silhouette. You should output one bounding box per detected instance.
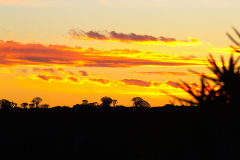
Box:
[0,99,14,109]
[40,104,49,109]
[31,97,42,108]
[112,100,117,107]
[82,100,88,105]
[29,103,34,109]
[11,102,17,108]
[21,102,28,109]
[132,97,151,108]
[100,96,113,108]
[89,102,98,107]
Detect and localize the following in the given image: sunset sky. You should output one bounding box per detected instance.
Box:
[1,0,240,107]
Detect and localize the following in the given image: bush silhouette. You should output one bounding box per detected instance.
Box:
[29,103,34,109]
[40,104,50,109]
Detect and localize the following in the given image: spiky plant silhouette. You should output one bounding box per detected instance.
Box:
[176,28,240,107]
[177,76,219,106]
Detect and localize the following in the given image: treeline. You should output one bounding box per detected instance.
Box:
[0,96,192,111]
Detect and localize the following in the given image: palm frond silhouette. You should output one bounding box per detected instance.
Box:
[176,28,240,107]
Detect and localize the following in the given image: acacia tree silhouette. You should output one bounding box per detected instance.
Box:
[21,102,28,109]
[112,99,117,107]
[0,99,14,109]
[32,97,42,108]
[101,96,113,108]
[82,100,88,105]
[176,28,240,107]
[132,97,151,108]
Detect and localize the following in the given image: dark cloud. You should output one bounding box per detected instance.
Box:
[33,67,56,73]
[69,29,197,43]
[37,75,63,81]
[137,71,190,76]
[57,68,75,75]
[109,31,158,42]
[69,29,107,40]
[121,79,151,87]
[83,58,198,67]
[159,36,176,42]
[89,78,109,84]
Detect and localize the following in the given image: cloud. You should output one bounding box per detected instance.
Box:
[0,40,203,68]
[89,78,109,84]
[69,29,108,40]
[166,81,181,88]
[83,58,199,67]
[69,29,201,46]
[152,82,162,86]
[137,71,190,76]
[79,70,88,76]
[109,31,158,42]
[33,67,56,73]
[68,77,79,82]
[37,75,63,81]
[166,81,199,89]
[121,79,151,87]
[57,68,74,75]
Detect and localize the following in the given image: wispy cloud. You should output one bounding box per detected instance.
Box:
[58,68,74,75]
[137,71,191,76]
[89,78,109,84]
[68,76,79,82]
[0,40,203,68]
[30,72,200,92]
[69,29,201,46]
[121,79,151,87]
[33,67,56,73]
[166,81,180,88]
[166,80,199,89]
[69,29,108,40]
[79,70,88,76]
[37,75,63,81]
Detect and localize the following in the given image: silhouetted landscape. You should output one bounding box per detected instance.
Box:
[0,100,238,160]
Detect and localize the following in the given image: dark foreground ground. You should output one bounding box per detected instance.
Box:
[0,106,239,160]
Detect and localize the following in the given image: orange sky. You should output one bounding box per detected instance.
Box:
[1,0,240,107]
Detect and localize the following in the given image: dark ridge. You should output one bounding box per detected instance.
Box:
[0,105,237,160]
